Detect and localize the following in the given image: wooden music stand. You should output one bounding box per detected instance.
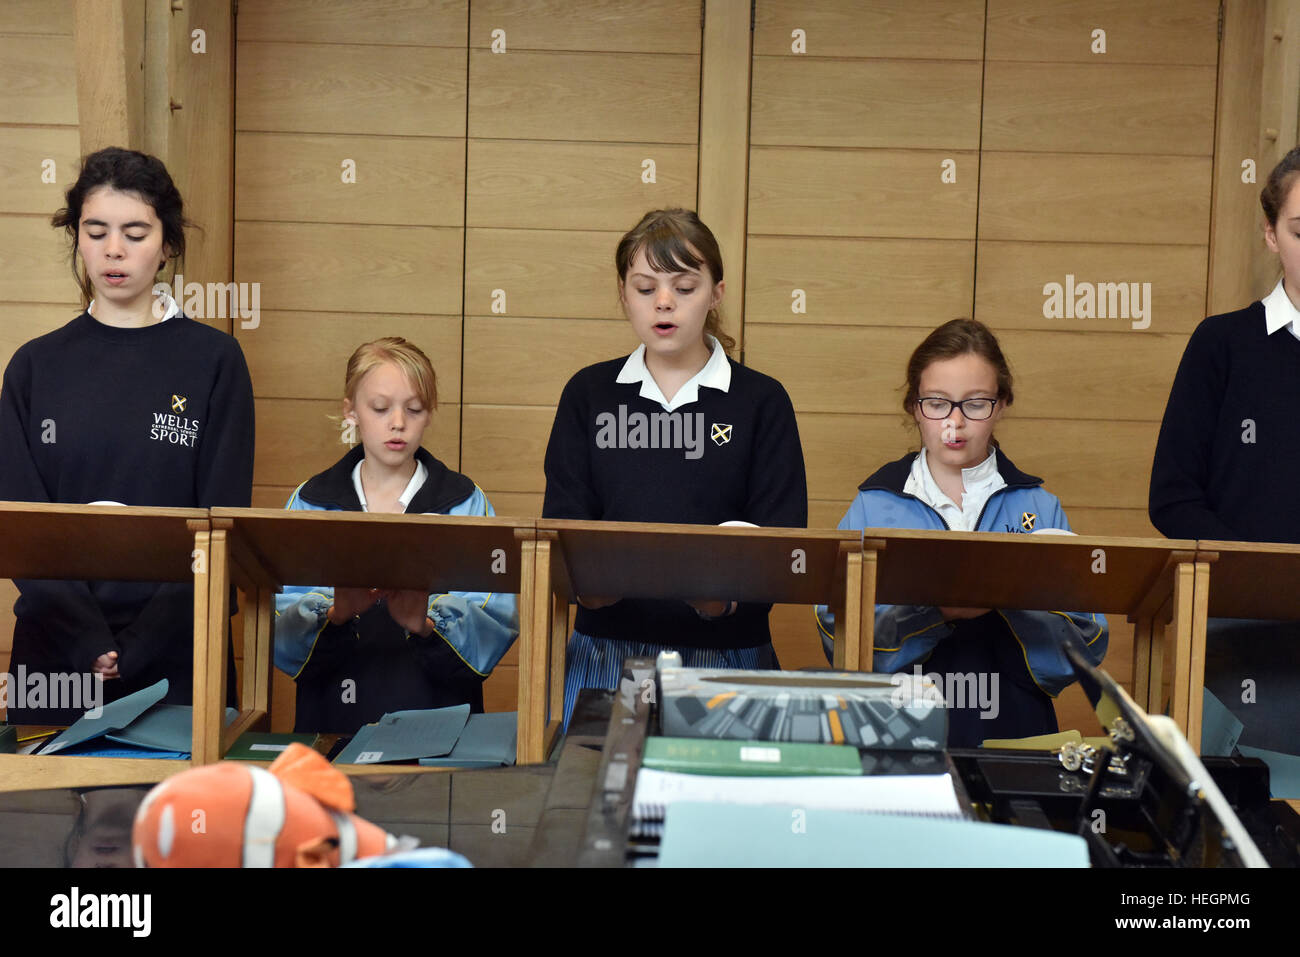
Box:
[0,502,207,789]
[523,519,866,764]
[204,508,534,765]
[1186,541,1300,754]
[857,529,1199,730]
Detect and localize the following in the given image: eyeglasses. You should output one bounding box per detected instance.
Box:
[917,397,999,420]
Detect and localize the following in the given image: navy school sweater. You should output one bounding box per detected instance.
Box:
[1150,301,1300,543]
[0,310,254,722]
[542,356,808,649]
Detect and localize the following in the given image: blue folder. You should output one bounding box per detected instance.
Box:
[418,712,517,768]
[334,704,471,765]
[40,680,237,757]
[41,679,170,754]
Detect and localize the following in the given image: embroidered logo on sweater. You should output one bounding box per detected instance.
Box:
[1020,511,1037,531]
[711,423,732,445]
[151,395,201,447]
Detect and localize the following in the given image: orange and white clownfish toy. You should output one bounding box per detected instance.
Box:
[131,743,405,867]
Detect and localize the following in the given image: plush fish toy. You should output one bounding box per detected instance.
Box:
[131,743,404,867]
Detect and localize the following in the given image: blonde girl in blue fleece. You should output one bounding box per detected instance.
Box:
[274,337,517,734]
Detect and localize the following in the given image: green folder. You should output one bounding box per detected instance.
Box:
[224,732,320,761]
[642,737,862,776]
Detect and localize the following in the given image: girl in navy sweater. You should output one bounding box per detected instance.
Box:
[543,209,808,728]
[1150,147,1300,772]
[0,148,254,724]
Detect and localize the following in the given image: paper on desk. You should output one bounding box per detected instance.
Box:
[334,704,470,765]
[419,711,517,767]
[1200,689,1244,756]
[40,679,170,754]
[657,802,1090,867]
[632,768,963,820]
[1237,745,1300,799]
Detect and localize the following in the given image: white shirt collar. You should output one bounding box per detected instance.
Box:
[904,448,1005,532]
[351,457,427,512]
[1262,278,1300,341]
[615,335,731,412]
[87,289,181,323]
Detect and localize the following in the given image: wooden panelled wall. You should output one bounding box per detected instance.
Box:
[749,0,1219,730]
[0,1,1288,735]
[0,0,81,694]
[229,0,1225,731]
[232,0,700,723]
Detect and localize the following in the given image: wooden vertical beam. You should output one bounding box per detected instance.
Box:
[1131,617,1153,713]
[1263,1,1300,159]
[189,524,211,761]
[831,545,855,670]
[1185,560,1213,755]
[164,0,235,330]
[697,0,753,354]
[196,527,230,763]
[859,545,878,672]
[1254,0,1300,296]
[1149,618,1167,714]
[73,0,234,328]
[142,0,172,158]
[1208,0,1272,315]
[1168,560,1197,738]
[516,537,542,764]
[73,0,147,153]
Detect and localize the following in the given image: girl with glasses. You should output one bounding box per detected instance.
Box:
[816,319,1107,747]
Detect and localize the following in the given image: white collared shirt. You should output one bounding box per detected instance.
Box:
[88,289,182,323]
[1262,278,1300,342]
[351,458,427,513]
[904,447,1006,532]
[615,334,732,411]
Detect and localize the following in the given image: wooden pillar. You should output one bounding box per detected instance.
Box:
[73,0,146,153]
[159,0,234,324]
[74,0,234,329]
[697,0,753,354]
[1208,0,1300,315]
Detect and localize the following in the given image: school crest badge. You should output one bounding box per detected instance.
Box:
[171,394,188,413]
[711,423,732,445]
[1020,512,1037,531]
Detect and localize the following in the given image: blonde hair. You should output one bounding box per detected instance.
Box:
[344,337,438,410]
